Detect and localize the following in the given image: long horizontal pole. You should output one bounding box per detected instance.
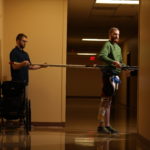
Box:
[32,64,138,71]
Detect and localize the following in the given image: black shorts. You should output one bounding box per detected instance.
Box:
[102,74,119,97]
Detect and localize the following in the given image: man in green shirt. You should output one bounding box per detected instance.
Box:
[97,27,123,134]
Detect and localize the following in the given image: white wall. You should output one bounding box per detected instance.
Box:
[138,0,150,141]
[2,0,67,123]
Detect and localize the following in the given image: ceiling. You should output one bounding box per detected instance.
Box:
[67,0,139,53]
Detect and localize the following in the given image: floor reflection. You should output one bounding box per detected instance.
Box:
[0,98,149,150]
[0,127,149,150]
[0,130,31,150]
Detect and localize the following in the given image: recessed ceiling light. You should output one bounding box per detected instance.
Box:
[96,0,139,5]
[82,38,109,42]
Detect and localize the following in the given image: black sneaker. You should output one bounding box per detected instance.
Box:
[105,126,118,134]
[97,126,111,134]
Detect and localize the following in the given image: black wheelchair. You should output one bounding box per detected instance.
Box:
[0,81,31,134]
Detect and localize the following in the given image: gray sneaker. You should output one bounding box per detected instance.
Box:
[105,126,118,134]
[97,126,111,134]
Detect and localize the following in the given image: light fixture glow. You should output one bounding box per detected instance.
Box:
[82,38,109,42]
[75,137,94,146]
[77,53,97,56]
[96,0,139,5]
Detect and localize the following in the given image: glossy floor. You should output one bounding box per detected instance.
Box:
[0,98,149,150]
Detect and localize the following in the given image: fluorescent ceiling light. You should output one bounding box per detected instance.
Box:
[77,53,97,56]
[82,38,109,42]
[96,0,139,4]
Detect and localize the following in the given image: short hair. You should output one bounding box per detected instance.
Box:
[16,33,27,41]
[108,27,119,35]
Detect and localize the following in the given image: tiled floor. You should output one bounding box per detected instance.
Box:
[0,98,149,150]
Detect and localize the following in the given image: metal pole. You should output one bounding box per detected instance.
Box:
[32,64,138,70]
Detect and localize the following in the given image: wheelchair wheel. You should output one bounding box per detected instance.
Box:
[28,100,31,131]
[0,104,4,132]
[0,101,2,132]
[24,99,31,134]
[0,116,2,132]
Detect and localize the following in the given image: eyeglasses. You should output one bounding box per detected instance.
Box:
[21,40,28,43]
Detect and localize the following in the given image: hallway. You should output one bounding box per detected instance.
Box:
[0,0,150,149]
[66,98,137,133]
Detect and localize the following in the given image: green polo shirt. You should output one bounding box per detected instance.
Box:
[98,41,124,74]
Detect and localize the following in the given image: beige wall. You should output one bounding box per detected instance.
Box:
[138,0,150,141]
[0,0,3,40]
[0,0,3,81]
[117,43,128,106]
[67,55,102,97]
[2,0,67,122]
[118,38,138,107]
[0,0,2,40]
[126,38,138,109]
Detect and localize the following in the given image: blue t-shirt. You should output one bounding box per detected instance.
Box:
[10,46,31,85]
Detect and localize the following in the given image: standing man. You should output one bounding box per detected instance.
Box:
[97,27,125,134]
[10,33,45,85]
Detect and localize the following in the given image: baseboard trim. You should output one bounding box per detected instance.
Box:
[67,96,101,99]
[137,134,150,149]
[32,122,65,127]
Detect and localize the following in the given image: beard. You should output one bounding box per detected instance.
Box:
[112,38,119,43]
[20,44,25,49]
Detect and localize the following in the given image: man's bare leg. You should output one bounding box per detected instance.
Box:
[97,97,111,134]
[104,97,118,134]
[105,97,112,127]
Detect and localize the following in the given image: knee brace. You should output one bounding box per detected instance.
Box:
[97,97,111,121]
[109,75,121,94]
